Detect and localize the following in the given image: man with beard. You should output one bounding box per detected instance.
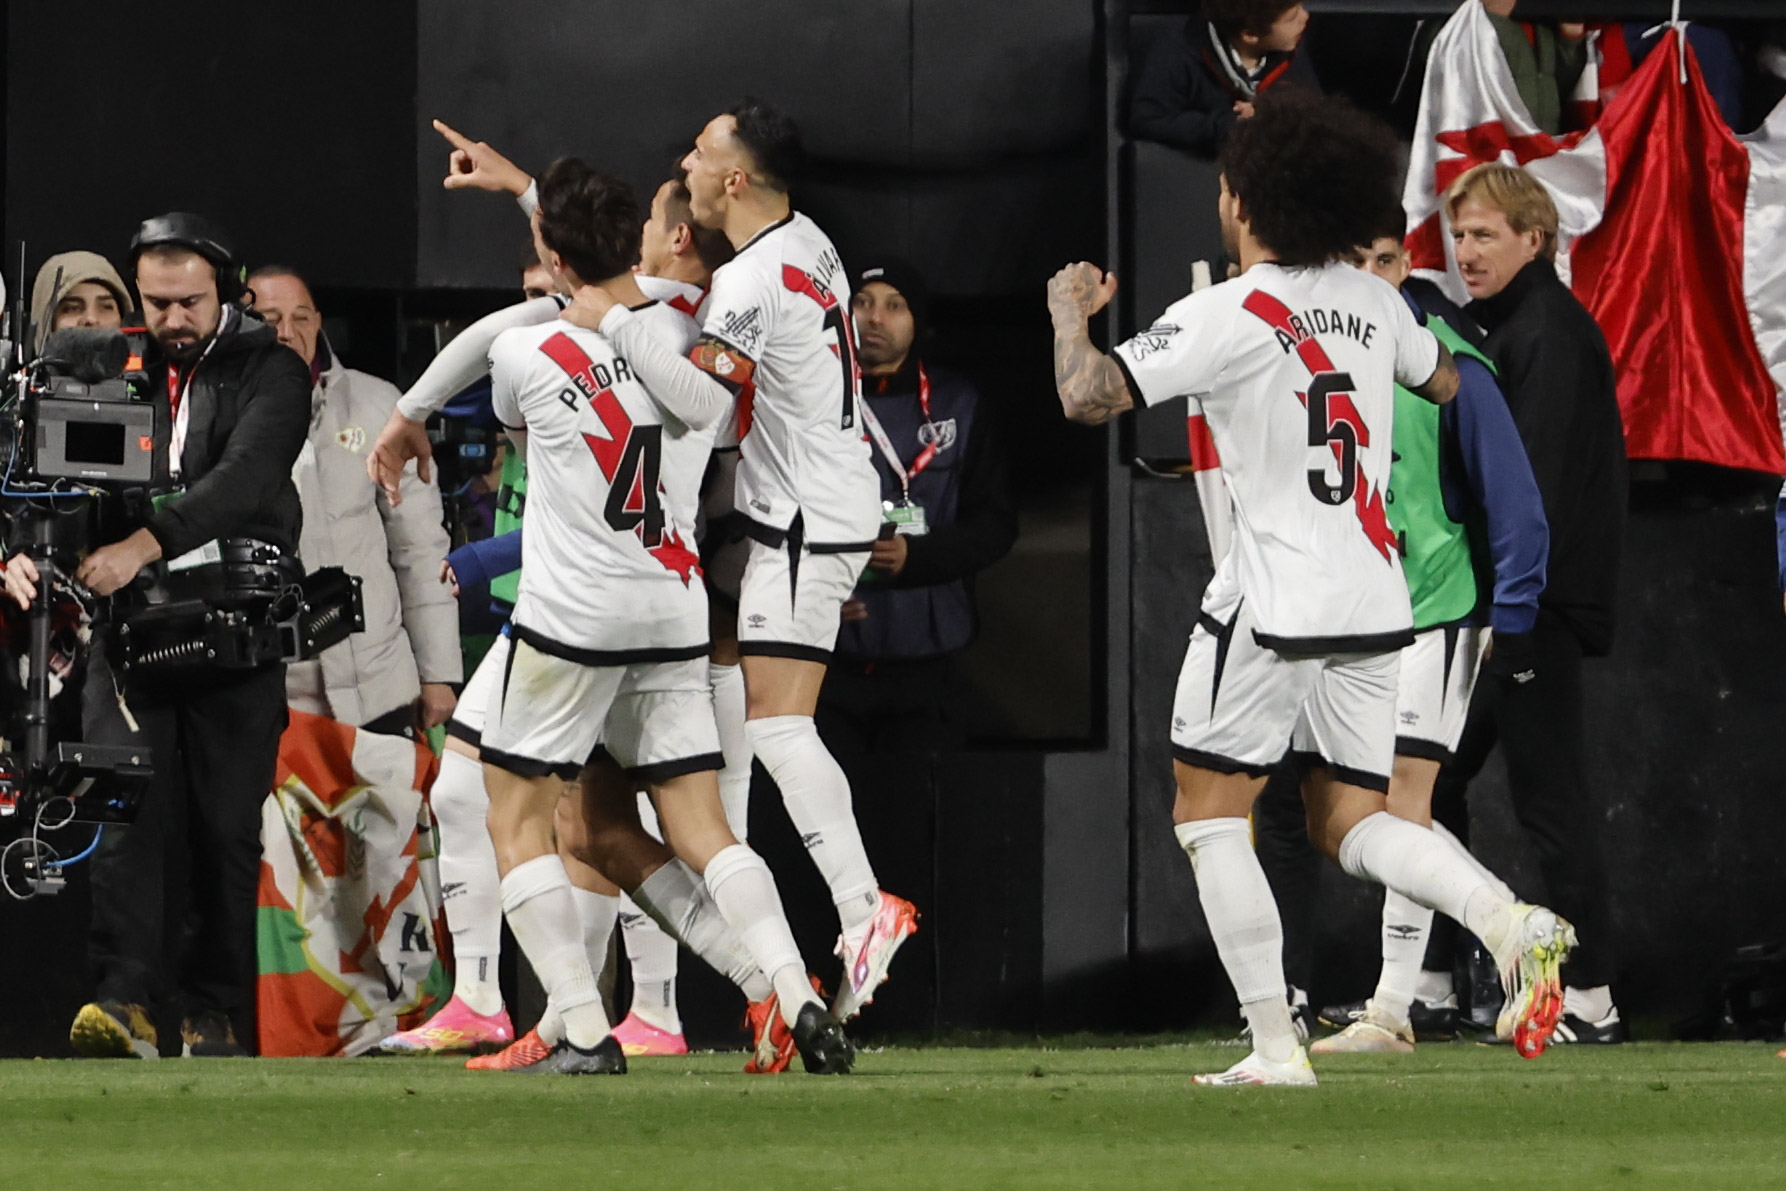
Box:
[4,214,309,1058]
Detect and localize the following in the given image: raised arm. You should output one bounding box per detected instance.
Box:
[1047,262,1134,425]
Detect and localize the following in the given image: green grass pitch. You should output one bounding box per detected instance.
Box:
[6,1040,1784,1190]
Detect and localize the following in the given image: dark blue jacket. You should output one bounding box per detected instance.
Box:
[837,361,1017,661]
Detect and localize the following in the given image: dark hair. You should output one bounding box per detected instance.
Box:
[520,249,548,277]
[662,177,736,273]
[246,263,310,297]
[1203,0,1302,42]
[727,97,803,193]
[536,157,642,284]
[1218,87,1403,268]
[1362,203,1408,251]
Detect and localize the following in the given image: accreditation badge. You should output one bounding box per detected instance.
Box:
[883,499,929,537]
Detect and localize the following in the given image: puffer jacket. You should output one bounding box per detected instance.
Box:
[284,343,460,725]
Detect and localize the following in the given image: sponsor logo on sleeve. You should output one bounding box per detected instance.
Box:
[1126,323,1181,361]
[721,306,765,353]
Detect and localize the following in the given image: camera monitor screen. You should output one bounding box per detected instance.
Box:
[64,420,127,466]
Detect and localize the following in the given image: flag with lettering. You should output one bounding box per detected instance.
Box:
[256,710,451,1057]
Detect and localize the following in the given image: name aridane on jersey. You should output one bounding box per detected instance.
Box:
[1115,262,1441,652]
[488,303,710,659]
[689,212,881,550]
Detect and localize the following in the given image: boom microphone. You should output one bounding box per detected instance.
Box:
[40,327,130,383]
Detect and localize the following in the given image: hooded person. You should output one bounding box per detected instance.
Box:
[30,251,133,354]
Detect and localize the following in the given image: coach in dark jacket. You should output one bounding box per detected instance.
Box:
[4,215,310,1060]
[1431,167,1628,1041]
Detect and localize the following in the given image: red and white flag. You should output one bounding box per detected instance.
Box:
[1404,0,1786,474]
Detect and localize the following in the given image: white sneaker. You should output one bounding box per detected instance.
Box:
[1492,903,1577,1058]
[1193,1046,1318,1087]
[1309,1015,1414,1055]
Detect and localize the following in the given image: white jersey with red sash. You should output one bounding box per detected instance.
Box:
[1114,262,1441,652]
[692,212,880,550]
[488,300,707,658]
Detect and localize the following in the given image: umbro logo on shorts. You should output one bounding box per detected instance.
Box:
[800,832,823,849]
[1399,710,1420,725]
[747,613,768,628]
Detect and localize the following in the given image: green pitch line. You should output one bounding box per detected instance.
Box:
[5,1042,1785,1190]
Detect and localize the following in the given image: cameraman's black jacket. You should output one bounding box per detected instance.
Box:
[139,309,309,560]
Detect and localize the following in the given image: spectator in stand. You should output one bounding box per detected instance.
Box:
[1394,4,1586,137]
[1435,163,1627,1044]
[825,257,1017,749]
[29,251,132,353]
[249,266,461,738]
[1130,1,1317,157]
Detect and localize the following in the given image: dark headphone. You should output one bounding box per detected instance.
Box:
[129,212,248,305]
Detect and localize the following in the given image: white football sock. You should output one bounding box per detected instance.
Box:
[571,886,620,984]
[1432,822,1516,901]
[432,748,504,1017]
[746,715,881,930]
[1370,889,1433,1026]
[619,894,683,1034]
[1564,984,1614,1022]
[631,858,772,1002]
[710,663,752,840]
[499,855,609,1049]
[702,843,817,1027]
[1174,818,1295,1064]
[1337,812,1516,961]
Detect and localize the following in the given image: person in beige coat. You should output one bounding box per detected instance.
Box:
[249,266,460,735]
[30,250,133,352]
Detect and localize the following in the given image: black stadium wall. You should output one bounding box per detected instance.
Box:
[2,1,1784,1058]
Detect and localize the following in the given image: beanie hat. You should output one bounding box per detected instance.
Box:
[853,255,930,336]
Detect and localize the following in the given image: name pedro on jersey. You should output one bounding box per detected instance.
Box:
[1271,308,1377,353]
[555,354,636,411]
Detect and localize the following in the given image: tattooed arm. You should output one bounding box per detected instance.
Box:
[1048,262,1134,425]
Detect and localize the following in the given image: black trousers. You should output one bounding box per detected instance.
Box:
[81,637,288,1047]
[1431,619,1616,989]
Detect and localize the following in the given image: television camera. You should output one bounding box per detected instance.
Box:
[0,280,363,899]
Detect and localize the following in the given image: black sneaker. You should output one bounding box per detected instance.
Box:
[792,1003,854,1074]
[1463,941,1504,1034]
[524,1035,627,1074]
[70,1000,159,1059]
[181,1010,247,1057]
[1317,998,1459,1042]
[1549,1010,1628,1044]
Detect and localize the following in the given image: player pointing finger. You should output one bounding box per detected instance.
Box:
[433,119,532,196]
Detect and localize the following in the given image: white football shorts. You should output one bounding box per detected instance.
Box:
[1171,598,1400,792]
[1392,624,1487,762]
[445,629,508,746]
[481,637,720,782]
[735,537,868,663]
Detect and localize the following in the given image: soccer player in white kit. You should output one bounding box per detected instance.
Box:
[1046,89,1576,1086]
[562,100,919,1023]
[471,157,851,1073]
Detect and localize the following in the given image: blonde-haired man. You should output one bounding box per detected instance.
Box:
[1433,162,1629,1045]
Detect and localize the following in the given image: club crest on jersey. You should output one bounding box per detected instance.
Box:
[917,418,957,452]
[721,306,765,353]
[1127,323,1181,361]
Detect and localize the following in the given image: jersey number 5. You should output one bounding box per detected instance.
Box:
[1304,372,1367,506]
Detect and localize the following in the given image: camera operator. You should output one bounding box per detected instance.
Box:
[3,214,309,1059]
